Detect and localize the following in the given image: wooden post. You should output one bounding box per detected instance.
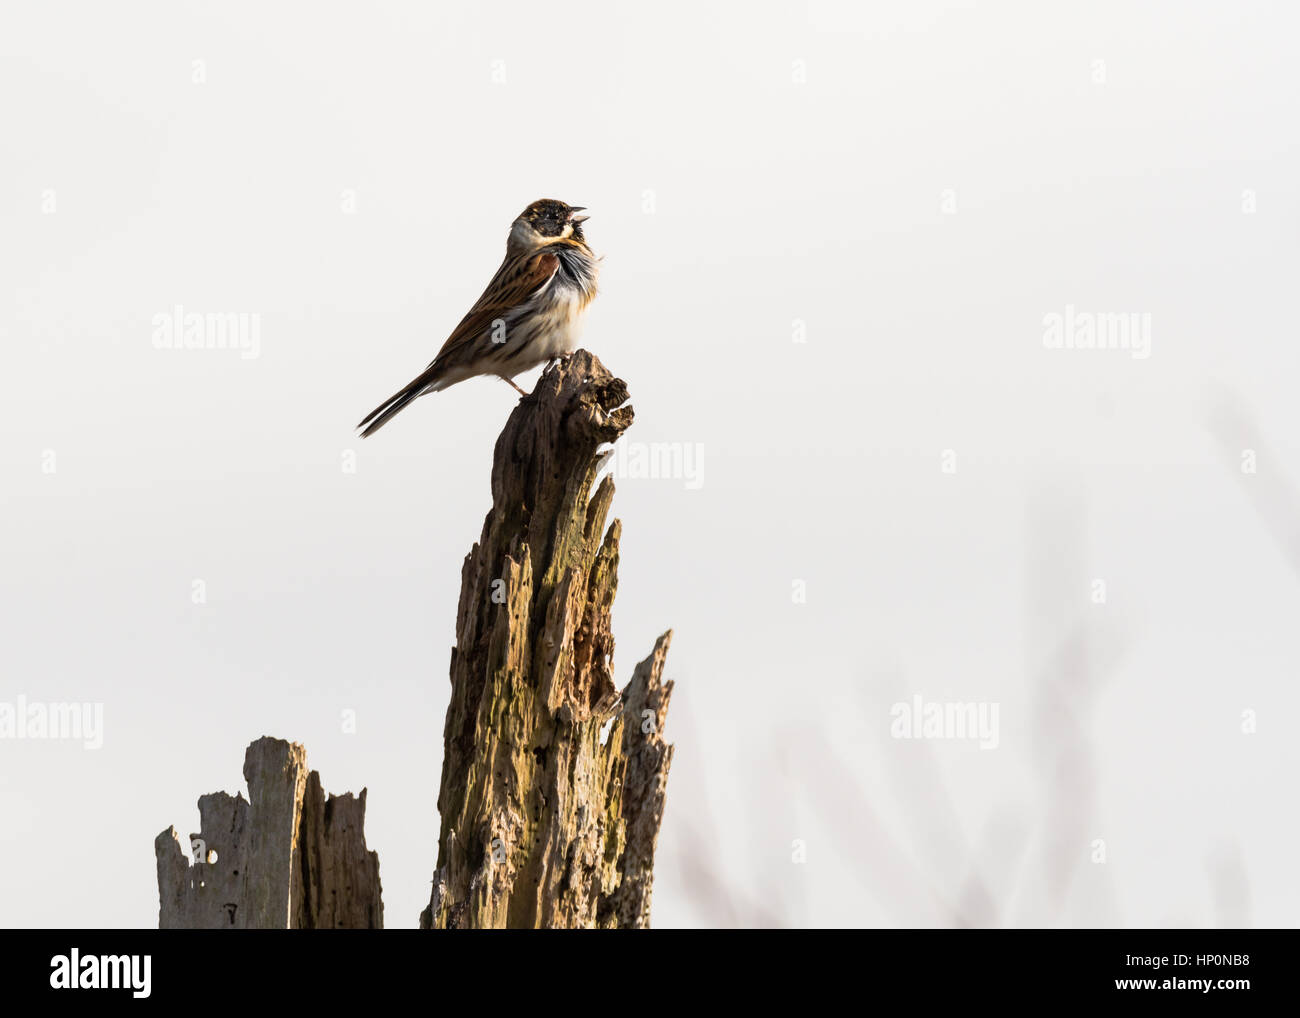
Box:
[155,736,382,928]
[421,350,676,929]
[152,354,673,929]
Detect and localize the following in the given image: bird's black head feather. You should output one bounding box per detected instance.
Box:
[521,199,586,240]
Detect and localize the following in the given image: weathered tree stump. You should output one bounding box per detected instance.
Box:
[421,350,675,929]
[151,354,672,930]
[155,736,382,928]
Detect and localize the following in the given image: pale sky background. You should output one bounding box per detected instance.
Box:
[2,1,1298,928]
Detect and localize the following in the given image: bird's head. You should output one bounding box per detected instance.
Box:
[509,199,590,251]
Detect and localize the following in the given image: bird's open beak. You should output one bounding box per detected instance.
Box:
[568,207,590,224]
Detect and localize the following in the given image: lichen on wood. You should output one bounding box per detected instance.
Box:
[421,350,675,929]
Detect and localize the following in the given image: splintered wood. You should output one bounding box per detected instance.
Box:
[152,352,673,930]
[422,350,675,929]
[155,736,382,929]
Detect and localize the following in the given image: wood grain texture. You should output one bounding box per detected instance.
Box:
[155,736,382,928]
[421,350,675,929]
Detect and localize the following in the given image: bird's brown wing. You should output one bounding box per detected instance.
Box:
[428,249,559,371]
[356,248,560,437]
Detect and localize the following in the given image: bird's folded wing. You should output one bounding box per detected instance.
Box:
[428,249,560,368]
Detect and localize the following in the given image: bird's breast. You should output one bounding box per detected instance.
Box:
[550,244,599,304]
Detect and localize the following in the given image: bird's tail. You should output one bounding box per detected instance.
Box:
[357,369,436,438]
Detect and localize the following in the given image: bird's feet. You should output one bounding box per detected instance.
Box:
[499,376,529,397]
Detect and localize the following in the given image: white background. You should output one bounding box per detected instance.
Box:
[1,1,1297,927]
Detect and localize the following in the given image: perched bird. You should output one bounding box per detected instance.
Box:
[357,198,599,437]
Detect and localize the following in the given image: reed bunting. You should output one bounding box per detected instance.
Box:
[357,198,599,437]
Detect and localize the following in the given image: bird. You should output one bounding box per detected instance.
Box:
[357,198,599,437]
